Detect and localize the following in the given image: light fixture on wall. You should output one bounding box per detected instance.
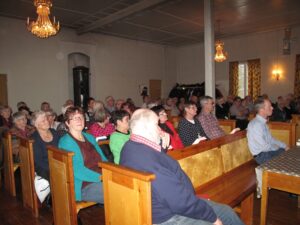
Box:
[272,68,281,81]
[214,20,227,63]
[27,0,60,38]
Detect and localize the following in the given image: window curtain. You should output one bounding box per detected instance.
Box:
[294,54,300,97]
[229,61,239,96]
[247,58,261,100]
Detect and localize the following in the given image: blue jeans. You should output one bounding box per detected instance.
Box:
[81,182,104,204]
[157,199,244,225]
[255,148,285,165]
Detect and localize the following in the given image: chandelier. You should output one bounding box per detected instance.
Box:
[214,20,227,62]
[27,0,60,38]
[214,40,227,62]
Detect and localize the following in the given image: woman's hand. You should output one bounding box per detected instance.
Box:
[213,218,223,225]
[159,130,170,149]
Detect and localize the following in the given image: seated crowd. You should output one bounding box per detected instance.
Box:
[0,91,298,224]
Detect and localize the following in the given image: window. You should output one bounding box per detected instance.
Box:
[238,62,248,98]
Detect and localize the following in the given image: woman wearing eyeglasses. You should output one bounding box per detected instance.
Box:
[59,106,107,204]
[177,101,209,147]
[151,105,184,150]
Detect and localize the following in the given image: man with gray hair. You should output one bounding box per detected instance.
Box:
[247,97,288,165]
[197,96,239,140]
[247,97,289,198]
[120,108,244,225]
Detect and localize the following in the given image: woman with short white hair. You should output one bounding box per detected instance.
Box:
[31,110,59,181]
[10,111,35,138]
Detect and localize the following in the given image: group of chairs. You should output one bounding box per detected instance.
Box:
[0,132,156,225]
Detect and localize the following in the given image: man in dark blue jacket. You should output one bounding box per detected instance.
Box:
[120,109,244,225]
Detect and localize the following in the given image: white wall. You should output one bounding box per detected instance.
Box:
[2,16,299,112]
[164,47,178,96]
[175,27,300,102]
[0,17,177,112]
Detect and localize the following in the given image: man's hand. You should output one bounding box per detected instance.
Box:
[213,218,223,225]
[192,136,207,145]
[230,128,240,134]
[285,146,290,151]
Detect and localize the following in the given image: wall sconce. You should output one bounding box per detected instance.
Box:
[272,68,282,81]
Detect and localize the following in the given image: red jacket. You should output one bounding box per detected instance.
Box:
[165,121,184,150]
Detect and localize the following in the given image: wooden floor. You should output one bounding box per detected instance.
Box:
[0,176,299,225]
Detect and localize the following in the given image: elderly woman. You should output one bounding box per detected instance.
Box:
[151,105,183,150]
[178,101,208,147]
[89,110,115,138]
[58,106,107,204]
[9,112,35,161]
[45,109,60,130]
[121,102,136,116]
[31,111,59,181]
[0,105,13,130]
[10,111,35,138]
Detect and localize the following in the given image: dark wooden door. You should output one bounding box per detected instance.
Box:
[0,74,8,105]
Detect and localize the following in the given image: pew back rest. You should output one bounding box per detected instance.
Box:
[47,146,78,225]
[218,119,236,134]
[18,137,39,217]
[268,122,296,147]
[292,114,300,143]
[292,114,299,123]
[220,136,252,172]
[2,132,16,196]
[168,131,252,188]
[100,162,155,225]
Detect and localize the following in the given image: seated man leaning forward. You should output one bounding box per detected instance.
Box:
[247,97,289,165]
[59,106,108,204]
[120,109,244,225]
[197,96,239,140]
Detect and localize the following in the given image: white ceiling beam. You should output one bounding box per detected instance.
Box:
[77,0,168,34]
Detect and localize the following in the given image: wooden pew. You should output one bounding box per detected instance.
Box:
[168,131,256,225]
[218,119,236,134]
[47,146,97,225]
[98,140,110,145]
[267,122,296,147]
[2,132,20,197]
[98,139,114,162]
[18,137,39,217]
[291,114,300,142]
[99,162,155,225]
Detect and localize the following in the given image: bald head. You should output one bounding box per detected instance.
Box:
[130,109,160,144]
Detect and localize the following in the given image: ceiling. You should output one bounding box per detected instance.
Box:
[1,0,300,46]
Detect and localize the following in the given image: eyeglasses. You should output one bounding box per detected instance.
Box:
[188,106,197,110]
[159,112,167,116]
[69,116,84,121]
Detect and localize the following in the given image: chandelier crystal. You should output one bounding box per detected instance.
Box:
[214,40,227,62]
[27,0,60,38]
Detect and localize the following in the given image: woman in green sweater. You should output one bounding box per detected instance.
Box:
[109,110,130,164]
